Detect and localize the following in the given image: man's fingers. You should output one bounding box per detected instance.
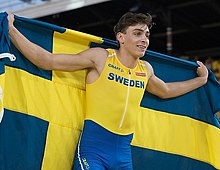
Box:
[197,61,204,67]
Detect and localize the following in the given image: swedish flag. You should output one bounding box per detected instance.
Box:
[0,12,219,170]
[0,12,16,123]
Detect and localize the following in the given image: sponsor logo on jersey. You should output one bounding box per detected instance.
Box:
[108,63,124,72]
[82,158,90,169]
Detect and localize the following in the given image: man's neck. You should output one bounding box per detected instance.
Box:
[116,49,139,69]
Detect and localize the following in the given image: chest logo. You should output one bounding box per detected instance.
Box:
[108,64,124,72]
[108,73,145,89]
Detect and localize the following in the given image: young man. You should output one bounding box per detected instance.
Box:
[7,12,208,170]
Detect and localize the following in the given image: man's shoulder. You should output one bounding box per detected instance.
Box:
[85,47,108,67]
[88,47,108,55]
[139,60,154,77]
[140,60,151,68]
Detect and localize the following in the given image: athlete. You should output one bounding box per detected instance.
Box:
[7,12,208,170]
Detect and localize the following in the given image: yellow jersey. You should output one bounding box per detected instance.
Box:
[86,49,148,135]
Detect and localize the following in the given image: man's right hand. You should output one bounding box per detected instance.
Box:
[6,12,15,33]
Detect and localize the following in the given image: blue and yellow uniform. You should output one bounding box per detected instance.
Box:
[74,49,148,170]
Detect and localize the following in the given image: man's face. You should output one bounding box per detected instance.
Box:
[120,24,150,58]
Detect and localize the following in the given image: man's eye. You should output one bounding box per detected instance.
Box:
[134,32,141,36]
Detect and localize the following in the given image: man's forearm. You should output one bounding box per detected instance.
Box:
[165,76,207,98]
[8,26,52,69]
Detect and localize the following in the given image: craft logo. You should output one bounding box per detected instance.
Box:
[82,158,90,169]
[108,63,124,72]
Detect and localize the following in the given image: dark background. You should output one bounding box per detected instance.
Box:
[37,0,220,61]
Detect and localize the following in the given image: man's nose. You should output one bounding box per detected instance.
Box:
[141,36,148,43]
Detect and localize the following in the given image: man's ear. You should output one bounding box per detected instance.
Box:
[116,32,124,44]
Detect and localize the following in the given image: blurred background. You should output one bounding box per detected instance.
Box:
[1,0,220,82]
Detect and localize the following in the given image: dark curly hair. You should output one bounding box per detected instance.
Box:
[113,12,154,35]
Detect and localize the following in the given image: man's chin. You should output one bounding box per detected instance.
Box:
[137,52,145,58]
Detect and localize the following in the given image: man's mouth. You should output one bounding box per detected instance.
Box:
[137,45,146,51]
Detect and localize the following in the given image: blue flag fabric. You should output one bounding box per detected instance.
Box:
[0,12,220,170]
[0,13,10,54]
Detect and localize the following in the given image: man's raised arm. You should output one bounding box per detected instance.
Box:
[7,12,107,71]
[146,61,208,99]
